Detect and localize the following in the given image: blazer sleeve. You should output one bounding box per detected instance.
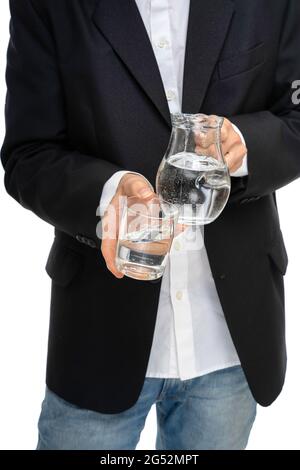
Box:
[1,0,122,249]
[229,0,300,203]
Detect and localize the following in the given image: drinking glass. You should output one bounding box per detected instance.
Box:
[116,196,178,281]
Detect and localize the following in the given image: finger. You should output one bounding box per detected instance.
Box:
[101,238,124,279]
[220,125,229,142]
[222,118,231,130]
[224,143,247,172]
[221,117,235,141]
[195,143,218,159]
[194,131,209,148]
[194,130,219,149]
[101,197,124,278]
[123,175,155,200]
[222,132,242,155]
[224,147,245,172]
[195,129,229,150]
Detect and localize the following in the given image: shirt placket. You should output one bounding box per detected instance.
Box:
[170,230,197,379]
[150,0,181,113]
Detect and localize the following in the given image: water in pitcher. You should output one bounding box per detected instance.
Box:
[156,152,230,225]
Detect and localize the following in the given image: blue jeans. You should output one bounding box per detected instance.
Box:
[37,366,256,450]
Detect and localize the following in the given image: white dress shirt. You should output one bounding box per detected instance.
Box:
[100,0,248,380]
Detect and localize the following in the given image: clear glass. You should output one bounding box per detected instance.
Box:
[116,196,178,281]
[156,113,231,225]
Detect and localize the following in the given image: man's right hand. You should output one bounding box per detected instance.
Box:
[101,173,155,279]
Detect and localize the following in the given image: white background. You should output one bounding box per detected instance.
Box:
[0,1,299,450]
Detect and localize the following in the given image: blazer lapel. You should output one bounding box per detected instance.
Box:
[92,0,235,126]
[92,0,171,127]
[182,0,235,114]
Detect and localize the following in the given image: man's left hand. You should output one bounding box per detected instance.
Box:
[195,117,247,174]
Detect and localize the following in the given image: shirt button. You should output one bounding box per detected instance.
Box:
[157,37,170,49]
[174,240,181,251]
[176,291,183,301]
[166,90,176,101]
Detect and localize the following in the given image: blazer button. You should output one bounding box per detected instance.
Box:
[219,274,226,280]
[76,234,96,248]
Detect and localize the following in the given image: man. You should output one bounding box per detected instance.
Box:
[1,0,299,450]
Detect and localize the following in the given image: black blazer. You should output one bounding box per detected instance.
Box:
[1,0,300,413]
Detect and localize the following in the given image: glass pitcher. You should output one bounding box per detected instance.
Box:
[156,113,231,225]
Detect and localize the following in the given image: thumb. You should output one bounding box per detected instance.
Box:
[137,186,155,199]
[127,175,155,200]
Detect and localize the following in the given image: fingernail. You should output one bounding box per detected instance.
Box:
[138,188,153,198]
